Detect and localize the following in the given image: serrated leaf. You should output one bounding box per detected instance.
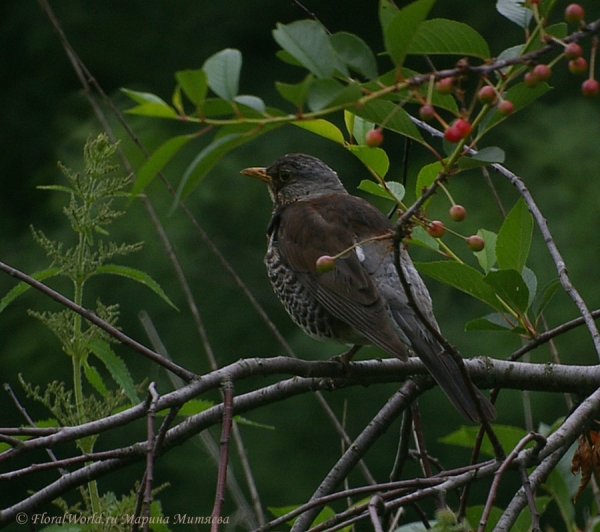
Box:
[415,261,503,311]
[83,361,109,397]
[458,146,505,170]
[473,229,497,273]
[329,32,378,79]
[293,119,345,145]
[415,160,443,198]
[440,424,528,457]
[175,68,208,106]
[496,0,533,28]
[273,20,343,78]
[484,269,530,315]
[465,313,514,332]
[355,100,423,143]
[306,79,362,112]
[87,338,138,404]
[132,134,195,197]
[203,48,242,101]
[276,75,314,108]
[346,145,390,178]
[94,264,178,310]
[383,0,437,67]
[408,19,490,59]
[496,198,533,273]
[0,267,61,313]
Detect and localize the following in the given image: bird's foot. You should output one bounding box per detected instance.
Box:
[331,345,361,372]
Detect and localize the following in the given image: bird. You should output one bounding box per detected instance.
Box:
[241,153,496,422]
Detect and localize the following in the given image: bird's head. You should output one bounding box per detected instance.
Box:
[241,153,347,205]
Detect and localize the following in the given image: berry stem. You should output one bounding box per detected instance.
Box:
[589,36,598,80]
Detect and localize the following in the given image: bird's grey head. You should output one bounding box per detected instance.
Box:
[241,153,347,205]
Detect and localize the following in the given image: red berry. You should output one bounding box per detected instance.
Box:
[365,129,384,148]
[444,125,462,143]
[524,71,540,88]
[316,255,336,273]
[418,104,435,121]
[582,79,600,97]
[568,57,588,75]
[565,42,583,59]
[466,235,485,252]
[454,118,472,137]
[533,64,552,81]
[477,85,497,105]
[497,100,515,115]
[435,77,454,95]
[565,3,585,24]
[449,204,466,222]
[426,221,446,238]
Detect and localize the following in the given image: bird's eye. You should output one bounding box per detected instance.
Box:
[279,170,291,182]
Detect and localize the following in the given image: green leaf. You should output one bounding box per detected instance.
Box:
[234,416,275,430]
[483,269,530,315]
[175,68,208,106]
[132,134,195,197]
[465,313,514,332]
[496,0,533,28]
[408,19,490,59]
[482,82,552,132]
[415,261,503,311]
[522,266,537,309]
[125,103,178,119]
[440,424,528,457]
[273,20,343,78]
[408,225,439,252]
[358,180,404,203]
[496,198,533,273]
[83,361,109,397]
[466,505,503,532]
[383,0,437,67]
[512,497,552,532]
[346,145,390,178]
[203,48,242,101]
[293,119,345,144]
[543,467,576,527]
[355,100,423,143]
[532,279,560,320]
[276,74,314,108]
[473,229,497,273]
[234,95,266,113]
[379,0,399,31]
[329,32,378,79]
[458,146,505,170]
[344,111,374,144]
[415,160,443,198]
[306,79,362,112]
[121,88,171,106]
[173,398,214,416]
[94,264,178,310]
[0,267,61,313]
[87,338,138,404]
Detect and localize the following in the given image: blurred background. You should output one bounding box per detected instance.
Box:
[1,0,600,528]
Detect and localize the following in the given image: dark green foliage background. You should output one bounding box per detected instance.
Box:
[1,0,600,527]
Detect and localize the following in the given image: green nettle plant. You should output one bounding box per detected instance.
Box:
[2,0,600,531]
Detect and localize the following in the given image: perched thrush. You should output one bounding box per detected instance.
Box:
[241,153,496,422]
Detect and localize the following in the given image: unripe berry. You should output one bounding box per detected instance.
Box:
[565,4,585,24]
[427,220,446,238]
[435,77,454,95]
[524,71,540,88]
[565,42,583,60]
[582,79,600,97]
[365,128,384,148]
[467,235,485,252]
[418,104,435,121]
[498,100,515,115]
[568,57,588,75]
[449,204,467,222]
[316,255,336,273]
[533,64,552,81]
[477,85,497,105]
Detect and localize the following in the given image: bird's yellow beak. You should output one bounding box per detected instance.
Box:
[240,166,271,184]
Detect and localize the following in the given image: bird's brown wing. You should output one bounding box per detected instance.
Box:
[275,195,410,359]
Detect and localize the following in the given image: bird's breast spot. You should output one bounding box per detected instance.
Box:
[355,245,365,263]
